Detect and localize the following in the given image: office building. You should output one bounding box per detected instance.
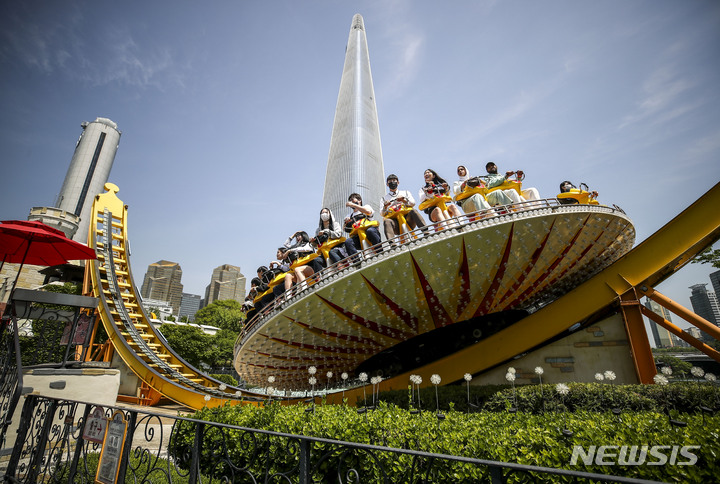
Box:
[32,118,121,242]
[688,283,720,342]
[204,264,246,306]
[179,293,202,322]
[643,298,674,347]
[140,260,184,314]
[710,270,720,300]
[322,14,386,226]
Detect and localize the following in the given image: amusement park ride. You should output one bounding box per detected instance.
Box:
[82,179,720,410]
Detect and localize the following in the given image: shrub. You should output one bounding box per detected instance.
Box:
[209,373,238,387]
[174,400,720,483]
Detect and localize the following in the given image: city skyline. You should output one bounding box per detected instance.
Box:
[1,2,719,326]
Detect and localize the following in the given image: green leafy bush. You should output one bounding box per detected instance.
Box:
[209,373,238,387]
[483,382,719,414]
[174,399,720,483]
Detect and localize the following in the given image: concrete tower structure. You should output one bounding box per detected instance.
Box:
[51,118,121,242]
[140,260,184,314]
[204,264,246,307]
[322,14,385,225]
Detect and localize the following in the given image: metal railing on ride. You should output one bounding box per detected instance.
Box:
[237,198,628,349]
[2,394,663,484]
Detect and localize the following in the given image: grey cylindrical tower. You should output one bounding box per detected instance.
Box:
[322,14,385,226]
[55,117,121,242]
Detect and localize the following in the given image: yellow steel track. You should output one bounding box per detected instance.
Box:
[88,184,261,409]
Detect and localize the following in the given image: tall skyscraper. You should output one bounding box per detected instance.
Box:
[643,298,674,347]
[28,117,120,242]
[688,283,720,341]
[204,264,246,306]
[140,260,184,314]
[710,270,720,299]
[322,14,386,225]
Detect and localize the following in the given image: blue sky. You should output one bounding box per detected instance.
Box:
[1,1,719,333]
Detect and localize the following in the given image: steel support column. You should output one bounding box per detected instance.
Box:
[619,289,656,383]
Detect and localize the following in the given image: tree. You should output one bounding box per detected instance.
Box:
[194,300,246,332]
[159,324,211,368]
[691,246,720,269]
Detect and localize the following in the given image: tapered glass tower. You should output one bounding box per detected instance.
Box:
[322,14,385,224]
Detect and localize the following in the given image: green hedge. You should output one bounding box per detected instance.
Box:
[371,382,719,414]
[175,402,719,483]
[483,382,719,414]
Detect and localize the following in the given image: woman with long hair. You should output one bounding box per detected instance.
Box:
[418,168,462,223]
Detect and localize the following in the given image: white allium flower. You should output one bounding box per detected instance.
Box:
[430,374,441,385]
[534,366,544,375]
[409,374,418,384]
[507,367,516,374]
[341,372,349,380]
[464,373,472,382]
[705,373,717,382]
[604,370,616,381]
[595,373,604,382]
[204,395,211,402]
[308,366,317,375]
[268,376,276,384]
[556,383,570,395]
[359,372,368,382]
[235,390,242,397]
[415,375,422,385]
[219,384,227,391]
[309,376,317,386]
[267,386,274,394]
[327,371,333,379]
[505,372,516,382]
[661,366,672,376]
[370,376,379,385]
[653,374,668,386]
[691,367,704,378]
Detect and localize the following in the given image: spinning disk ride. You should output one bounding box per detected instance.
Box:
[235,197,636,390]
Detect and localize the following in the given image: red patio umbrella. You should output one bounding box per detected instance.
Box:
[0,220,97,296]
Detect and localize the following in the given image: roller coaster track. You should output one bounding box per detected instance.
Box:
[87,184,261,409]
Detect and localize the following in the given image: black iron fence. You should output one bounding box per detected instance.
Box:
[1,394,666,484]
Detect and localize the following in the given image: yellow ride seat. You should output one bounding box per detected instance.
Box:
[290,252,320,269]
[383,201,414,235]
[267,271,288,288]
[418,194,453,213]
[349,218,380,249]
[557,188,599,205]
[317,237,346,264]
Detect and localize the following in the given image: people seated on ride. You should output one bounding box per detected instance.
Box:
[245,280,260,319]
[381,174,426,240]
[253,266,276,311]
[315,208,346,264]
[483,162,540,206]
[343,193,382,259]
[557,181,599,205]
[453,165,493,214]
[418,169,462,224]
[269,247,292,298]
[282,231,324,291]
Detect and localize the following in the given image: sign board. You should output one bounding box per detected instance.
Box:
[82,406,106,444]
[95,410,127,484]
